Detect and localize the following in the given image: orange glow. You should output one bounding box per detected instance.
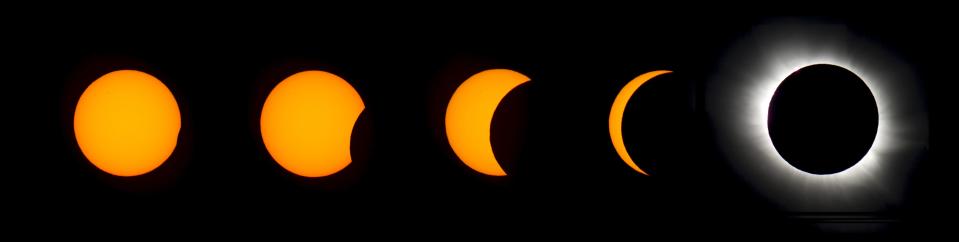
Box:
[74,70,181,177]
[445,69,530,176]
[260,71,365,178]
[609,70,671,176]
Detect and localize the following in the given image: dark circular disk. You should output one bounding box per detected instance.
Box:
[768,64,878,175]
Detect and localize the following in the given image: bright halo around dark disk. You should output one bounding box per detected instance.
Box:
[707,20,928,212]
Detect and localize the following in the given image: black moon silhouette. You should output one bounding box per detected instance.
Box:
[768,64,879,175]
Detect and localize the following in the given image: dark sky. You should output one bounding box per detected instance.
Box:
[3,7,953,238]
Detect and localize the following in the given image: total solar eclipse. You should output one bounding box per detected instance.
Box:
[767,64,878,175]
[59,20,927,218]
[707,20,928,212]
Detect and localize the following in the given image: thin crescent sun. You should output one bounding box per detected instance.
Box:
[609,70,671,176]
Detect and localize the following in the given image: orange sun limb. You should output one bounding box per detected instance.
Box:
[609,70,672,176]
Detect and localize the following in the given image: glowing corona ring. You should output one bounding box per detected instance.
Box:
[707,20,928,212]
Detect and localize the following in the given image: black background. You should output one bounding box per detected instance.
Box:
[4,6,954,238]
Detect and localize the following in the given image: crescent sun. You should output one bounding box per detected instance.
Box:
[445,69,530,176]
[609,70,671,176]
